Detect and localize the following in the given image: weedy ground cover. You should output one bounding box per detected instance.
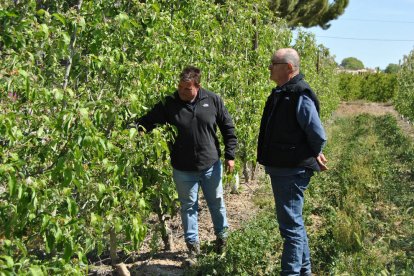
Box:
[192,114,414,275]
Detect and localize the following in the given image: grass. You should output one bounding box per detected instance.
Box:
[190,114,414,275]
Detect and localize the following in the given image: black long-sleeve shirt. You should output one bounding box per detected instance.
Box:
[136,88,237,171]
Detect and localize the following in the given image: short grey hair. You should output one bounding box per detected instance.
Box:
[275,48,300,71]
[179,66,201,85]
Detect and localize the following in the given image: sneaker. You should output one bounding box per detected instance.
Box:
[183,242,200,267]
[215,237,227,254]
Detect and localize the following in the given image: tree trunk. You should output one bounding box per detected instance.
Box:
[109,227,119,266]
[252,4,258,51]
[110,227,130,276]
[157,200,173,251]
[243,162,249,183]
[251,162,258,181]
[62,0,83,107]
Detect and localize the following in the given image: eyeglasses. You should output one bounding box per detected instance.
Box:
[270,62,288,66]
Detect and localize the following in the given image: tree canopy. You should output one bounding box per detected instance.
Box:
[269,0,349,29]
[341,57,365,70]
[384,63,400,74]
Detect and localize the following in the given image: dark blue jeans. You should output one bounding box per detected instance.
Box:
[268,169,313,276]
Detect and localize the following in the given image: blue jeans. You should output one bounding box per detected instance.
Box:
[267,169,313,276]
[173,160,228,244]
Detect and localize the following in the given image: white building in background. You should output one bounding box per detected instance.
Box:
[336,67,378,74]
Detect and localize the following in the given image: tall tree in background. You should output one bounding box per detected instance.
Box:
[341,57,365,70]
[269,0,349,29]
[384,63,400,74]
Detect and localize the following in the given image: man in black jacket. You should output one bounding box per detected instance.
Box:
[257,48,327,275]
[133,66,237,265]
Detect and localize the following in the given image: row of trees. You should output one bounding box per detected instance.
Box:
[338,72,397,102]
[0,0,340,274]
[395,48,414,120]
[339,56,400,73]
[337,47,414,121]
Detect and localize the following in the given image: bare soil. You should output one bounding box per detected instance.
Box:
[90,101,414,275]
[89,177,264,276]
[131,179,262,276]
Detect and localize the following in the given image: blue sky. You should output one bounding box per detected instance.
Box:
[304,0,414,69]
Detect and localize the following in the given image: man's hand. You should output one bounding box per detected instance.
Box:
[316,153,328,171]
[225,159,235,173]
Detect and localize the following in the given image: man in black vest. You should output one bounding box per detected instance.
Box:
[257,48,328,275]
[131,66,237,266]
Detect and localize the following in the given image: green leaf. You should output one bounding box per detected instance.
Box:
[36,9,49,17]
[29,266,45,276]
[0,164,15,174]
[37,127,44,137]
[63,168,73,186]
[98,184,106,195]
[8,175,16,198]
[66,88,75,98]
[79,107,88,119]
[63,239,73,262]
[78,16,86,31]
[99,138,106,151]
[39,24,49,39]
[63,114,74,134]
[4,11,18,18]
[116,12,129,22]
[91,213,101,225]
[41,216,50,231]
[52,13,66,25]
[17,184,23,200]
[18,69,28,78]
[114,218,122,232]
[45,233,53,253]
[67,198,78,217]
[129,128,137,139]
[52,88,63,101]
[0,255,14,268]
[138,198,146,209]
[152,3,160,13]
[62,32,70,45]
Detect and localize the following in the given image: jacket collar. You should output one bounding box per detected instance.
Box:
[173,87,208,103]
[272,73,304,94]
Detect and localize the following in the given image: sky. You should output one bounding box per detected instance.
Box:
[304,0,414,70]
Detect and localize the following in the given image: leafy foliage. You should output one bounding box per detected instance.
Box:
[338,72,397,102]
[269,0,349,29]
[194,114,414,275]
[340,57,365,70]
[194,212,281,275]
[0,0,339,273]
[395,47,414,121]
[384,63,400,74]
[315,115,414,274]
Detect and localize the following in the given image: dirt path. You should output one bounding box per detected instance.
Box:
[332,101,414,140]
[90,177,263,276]
[130,180,261,276]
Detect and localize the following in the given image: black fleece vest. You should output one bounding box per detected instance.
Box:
[260,86,320,169]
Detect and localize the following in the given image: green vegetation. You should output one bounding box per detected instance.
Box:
[338,72,397,102]
[1,0,412,274]
[340,57,365,70]
[193,114,414,275]
[395,47,414,121]
[0,0,339,273]
[268,0,349,29]
[338,47,414,119]
[384,63,401,74]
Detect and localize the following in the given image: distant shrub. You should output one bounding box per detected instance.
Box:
[338,72,397,102]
